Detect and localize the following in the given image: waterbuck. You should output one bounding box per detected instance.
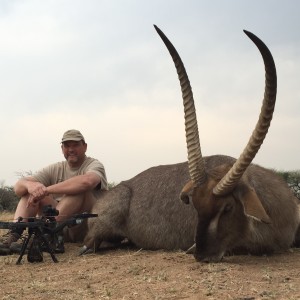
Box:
[80,26,299,262]
[78,155,239,253]
[154,25,299,262]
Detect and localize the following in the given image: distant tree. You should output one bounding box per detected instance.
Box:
[15,170,33,178]
[276,170,300,200]
[107,182,117,190]
[0,186,19,212]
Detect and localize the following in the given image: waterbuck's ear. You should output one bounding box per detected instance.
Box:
[234,183,271,224]
[180,180,195,204]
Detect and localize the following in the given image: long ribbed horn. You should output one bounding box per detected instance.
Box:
[213,30,277,196]
[154,25,207,186]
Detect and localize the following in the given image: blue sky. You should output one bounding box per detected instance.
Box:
[0,0,299,186]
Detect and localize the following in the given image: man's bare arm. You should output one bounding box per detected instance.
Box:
[14,172,101,207]
[14,177,46,197]
[45,172,101,195]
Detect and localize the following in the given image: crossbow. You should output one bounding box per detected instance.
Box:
[0,205,97,264]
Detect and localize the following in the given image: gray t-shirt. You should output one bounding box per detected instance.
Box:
[33,156,107,200]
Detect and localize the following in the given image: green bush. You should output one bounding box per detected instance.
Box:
[108,182,117,190]
[0,186,20,212]
[276,170,300,200]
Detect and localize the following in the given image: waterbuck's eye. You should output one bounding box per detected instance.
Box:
[180,192,191,204]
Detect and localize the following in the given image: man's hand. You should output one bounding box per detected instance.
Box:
[26,181,49,207]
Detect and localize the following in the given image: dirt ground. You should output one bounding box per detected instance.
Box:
[1,214,300,300]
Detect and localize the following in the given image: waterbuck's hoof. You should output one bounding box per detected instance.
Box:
[78,245,93,255]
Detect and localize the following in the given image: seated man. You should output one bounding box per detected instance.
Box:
[0,129,107,254]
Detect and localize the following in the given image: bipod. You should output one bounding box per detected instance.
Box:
[16,225,58,265]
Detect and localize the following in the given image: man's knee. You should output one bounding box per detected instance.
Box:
[56,191,96,218]
[83,191,97,211]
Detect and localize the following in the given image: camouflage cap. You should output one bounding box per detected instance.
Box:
[61,129,85,143]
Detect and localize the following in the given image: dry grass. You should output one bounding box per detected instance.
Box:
[0,211,14,222]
